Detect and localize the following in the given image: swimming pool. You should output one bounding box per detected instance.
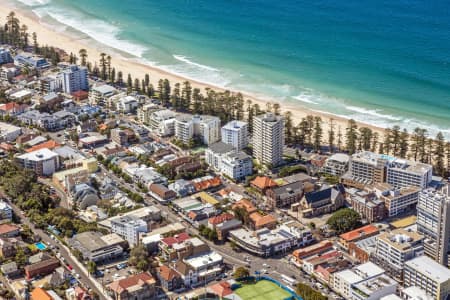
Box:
[35,242,47,250]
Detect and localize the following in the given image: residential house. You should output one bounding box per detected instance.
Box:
[108,272,156,300]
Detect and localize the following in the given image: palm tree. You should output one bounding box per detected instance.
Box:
[79,49,88,66]
[20,24,28,49]
[99,53,107,80]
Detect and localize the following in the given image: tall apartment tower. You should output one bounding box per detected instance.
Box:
[253,113,284,166]
[57,64,89,94]
[416,185,450,267]
[221,120,248,150]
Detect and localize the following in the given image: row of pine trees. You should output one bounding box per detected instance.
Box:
[2,12,450,176]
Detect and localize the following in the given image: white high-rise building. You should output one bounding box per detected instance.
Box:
[417,185,450,267]
[57,65,88,94]
[175,114,220,145]
[221,120,248,150]
[253,113,284,166]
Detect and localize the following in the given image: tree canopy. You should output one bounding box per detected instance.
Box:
[326,208,362,234]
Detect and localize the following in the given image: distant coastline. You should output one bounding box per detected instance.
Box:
[2,0,450,140]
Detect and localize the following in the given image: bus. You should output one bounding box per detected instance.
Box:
[281,274,297,286]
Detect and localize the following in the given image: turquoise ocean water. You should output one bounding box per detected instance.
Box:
[8,0,450,137]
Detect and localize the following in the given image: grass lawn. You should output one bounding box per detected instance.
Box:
[235,280,292,300]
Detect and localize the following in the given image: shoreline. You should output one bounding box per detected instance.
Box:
[0,2,386,139]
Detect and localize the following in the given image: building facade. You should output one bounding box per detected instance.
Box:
[252,113,284,166]
[221,120,248,150]
[417,185,450,267]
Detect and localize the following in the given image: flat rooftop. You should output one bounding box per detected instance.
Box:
[405,255,450,283]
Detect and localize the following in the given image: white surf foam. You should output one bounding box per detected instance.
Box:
[15,0,50,6]
[173,55,219,72]
[32,5,147,58]
[345,105,402,121]
[293,93,319,104]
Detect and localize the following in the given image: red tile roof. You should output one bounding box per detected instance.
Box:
[26,140,60,153]
[193,177,222,191]
[108,272,155,294]
[0,224,19,235]
[251,176,278,190]
[339,224,379,242]
[31,287,53,300]
[209,281,233,298]
[160,233,190,247]
[208,213,234,226]
[232,199,257,214]
[249,212,276,228]
[158,265,181,281]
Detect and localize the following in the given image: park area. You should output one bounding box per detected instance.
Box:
[234,280,292,300]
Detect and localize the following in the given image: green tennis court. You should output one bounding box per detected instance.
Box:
[235,280,292,300]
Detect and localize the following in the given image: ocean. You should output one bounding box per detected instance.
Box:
[8,0,450,137]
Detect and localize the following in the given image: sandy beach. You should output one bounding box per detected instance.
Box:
[0,3,385,140]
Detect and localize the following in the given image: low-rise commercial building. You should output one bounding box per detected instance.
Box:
[17,148,60,176]
[404,255,450,300]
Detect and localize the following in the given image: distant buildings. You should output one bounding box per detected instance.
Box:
[17,148,60,176]
[221,120,248,150]
[14,52,50,69]
[175,114,220,145]
[0,48,12,65]
[417,185,450,267]
[404,255,450,300]
[0,122,22,142]
[253,113,284,166]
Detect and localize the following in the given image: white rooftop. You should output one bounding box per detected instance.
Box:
[17,148,58,161]
[354,262,385,279]
[336,269,363,284]
[92,84,116,95]
[402,286,433,300]
[184,251,222,269]
[406,255,450,283]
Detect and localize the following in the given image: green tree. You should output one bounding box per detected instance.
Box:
[87,261,97,275]
[326,208,362,234]
[233,267,250,279]
[128,245,150,271]
[434,132,446,176]
[313,116,323,152]
[79,49,88,66]
[345,119,358,154]
[296,283,327,300]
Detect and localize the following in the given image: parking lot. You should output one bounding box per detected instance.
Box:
[98,263,137,285]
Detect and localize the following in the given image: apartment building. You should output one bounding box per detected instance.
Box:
[148,109,177,136]
[252,113,284,166]
[89,84,116,105]
[221,120,248,150]
[0,48,12,64]
[57,65,88,94]
[374,183,420,217]
[404,255,450,300]
[175,114,220,145]
[332,262,396,300]
[205,142,253,180]
[372,228,424,280]
[17,148,60,176]
[416,185,450,267]
[322,153,350,176]
[110,216,148,246]
[343,151,432,189]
